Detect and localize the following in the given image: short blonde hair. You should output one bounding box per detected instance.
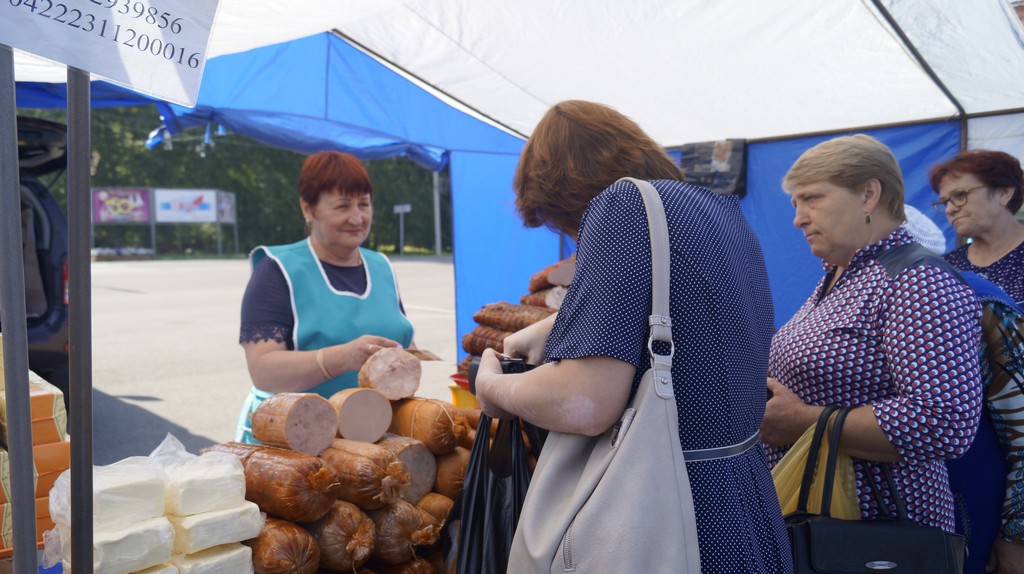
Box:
[783,134,906,222]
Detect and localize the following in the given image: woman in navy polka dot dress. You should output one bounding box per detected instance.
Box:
[474,100,793,573]
[761,135,984,534]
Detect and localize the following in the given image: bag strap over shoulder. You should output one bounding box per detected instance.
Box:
[618,177,675,400]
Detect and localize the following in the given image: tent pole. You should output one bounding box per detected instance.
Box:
[868,0,967,149]
[67,65,96,574]
[0,43,40,574]
[433,171,442,255]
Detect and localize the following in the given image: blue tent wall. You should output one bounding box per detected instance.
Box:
[450,150,561,361]
[739,120,961,327]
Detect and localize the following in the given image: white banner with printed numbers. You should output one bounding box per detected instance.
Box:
[0,0,220,106]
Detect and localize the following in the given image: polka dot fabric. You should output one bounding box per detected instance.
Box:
[944,240,1024,306]
[545,179,792,573]
[767,228,983,532]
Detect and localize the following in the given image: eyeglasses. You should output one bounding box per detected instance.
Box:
[931,185,987,213]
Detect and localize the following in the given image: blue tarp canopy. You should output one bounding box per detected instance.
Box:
[149,33,525,171]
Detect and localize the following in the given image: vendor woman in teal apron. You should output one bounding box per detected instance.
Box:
[236,150,415,443]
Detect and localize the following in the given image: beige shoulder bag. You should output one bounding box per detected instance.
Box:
[507,177,705,573]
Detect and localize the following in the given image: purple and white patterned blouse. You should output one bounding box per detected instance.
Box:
[767,229,983,531]
[944,240,1024,306]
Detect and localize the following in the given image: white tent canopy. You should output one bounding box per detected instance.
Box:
[14,0,1024,145]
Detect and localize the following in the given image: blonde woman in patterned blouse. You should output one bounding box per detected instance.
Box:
[760,134,983,532]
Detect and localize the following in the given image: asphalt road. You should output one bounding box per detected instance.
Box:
[87,256,458,465]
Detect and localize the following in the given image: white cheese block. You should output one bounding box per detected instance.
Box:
[51,456,166,529]
[133,564,179,574]
[165,452,245,516]
[62,516,174,574]
[172,543,253,574]
[168,501,263,555]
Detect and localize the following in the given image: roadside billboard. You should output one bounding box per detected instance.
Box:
[92,188,152,223]
[154,188,216,223]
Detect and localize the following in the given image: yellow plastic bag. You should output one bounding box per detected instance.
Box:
[772,422,860,520]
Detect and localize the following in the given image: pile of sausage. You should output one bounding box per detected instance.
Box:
[204,348,491,574]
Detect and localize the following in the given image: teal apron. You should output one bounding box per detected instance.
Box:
[235,238,413,443]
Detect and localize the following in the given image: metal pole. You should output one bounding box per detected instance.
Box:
[432,171,441,255]
[150,191,157,256]
[398,212,405,256]
[0,43,40,574]
[68,66,95,574]
[217,221,223,256]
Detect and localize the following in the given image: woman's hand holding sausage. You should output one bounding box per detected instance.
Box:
[333,334,403,373]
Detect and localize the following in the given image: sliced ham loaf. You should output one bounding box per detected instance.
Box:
[330,388,393,443]
[358,348,422,400]
[320,439,410,509]
[375,433,437,503]
[246,517,320,574]
[304,500,376,572]
[461,325,510,357]
[251,392,337,456]
[203,442,340,523]
[415,493,454,527]
[527,254,576,293]
[366,500,440,565]
[433,446,471,501]
[389,398,469,456]
[471,302,556,333]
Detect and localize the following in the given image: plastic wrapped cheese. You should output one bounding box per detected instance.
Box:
[57,516,174,574]
[49,456,166,530]
[168,500,264,555]
[172,543,254,574]
[133,564,180,574]
[150,433,247,516]
[165,451,246,516]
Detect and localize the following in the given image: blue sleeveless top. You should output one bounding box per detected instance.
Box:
[235,238,413,442]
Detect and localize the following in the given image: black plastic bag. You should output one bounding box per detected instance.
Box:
[443,413,546,574]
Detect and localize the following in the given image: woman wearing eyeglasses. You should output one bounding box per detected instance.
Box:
[929,149,1024,574]
[929,150,1024,306]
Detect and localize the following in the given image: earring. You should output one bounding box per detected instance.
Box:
[865,213,872,224]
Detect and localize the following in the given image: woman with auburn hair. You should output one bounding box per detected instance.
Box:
[234,150,415,443]
[929,149,1024,305]
[761,134,982,536]
[474,100,792,572]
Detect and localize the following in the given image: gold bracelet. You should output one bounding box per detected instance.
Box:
[315,348,333,379]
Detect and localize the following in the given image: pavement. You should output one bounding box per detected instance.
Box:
[87,255,458,464]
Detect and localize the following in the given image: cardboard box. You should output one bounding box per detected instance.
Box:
[0,373,68,446]
[33,440,71,499]
[0,439,71,504]
[0,496,52,551]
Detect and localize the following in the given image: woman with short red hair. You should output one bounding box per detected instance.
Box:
[930,150,1024,305]
[235,150,415,443]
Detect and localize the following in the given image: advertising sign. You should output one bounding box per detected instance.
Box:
[92,187,151,223]
[0,0,220,106]
[217,190,236,223]
[154,188,216,223]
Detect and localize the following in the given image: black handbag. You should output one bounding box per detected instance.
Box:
[784,407,967,573]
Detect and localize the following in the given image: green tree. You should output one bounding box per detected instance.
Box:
[17,105,452,256]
